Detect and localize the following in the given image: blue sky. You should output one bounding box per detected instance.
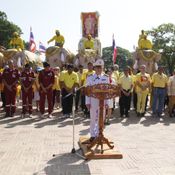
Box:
[1,0,174,53]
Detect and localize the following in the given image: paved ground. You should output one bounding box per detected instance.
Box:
[1,102,175,175]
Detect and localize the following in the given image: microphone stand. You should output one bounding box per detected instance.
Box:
[53,85,87,160]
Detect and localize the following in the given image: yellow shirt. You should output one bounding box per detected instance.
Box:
[112,70,119,81]
[52,74,60,90]
[152,72,168,88]
[48,35,65,45]
[139,39,152,49]
[32,74,40,92]
[59,71,79,89]
[16,84,21,97]
[135,73,151,93]
[118,74,133,90]
[84,39,94,49]
[138,33,147,48]
[10,37,24,51]
[81,70,95,85]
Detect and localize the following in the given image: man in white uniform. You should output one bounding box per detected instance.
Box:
[85,59,109,142]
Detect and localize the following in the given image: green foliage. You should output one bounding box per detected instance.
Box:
[102,46,133,70]
[0,11,22,48]
[146,23,175,74]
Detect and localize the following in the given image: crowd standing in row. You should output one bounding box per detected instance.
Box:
[0,59,175,123]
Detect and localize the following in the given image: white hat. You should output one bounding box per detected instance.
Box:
[93,59,104,67]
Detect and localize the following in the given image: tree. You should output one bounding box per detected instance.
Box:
[147,23,175,74]
[0,11,22,48]
[102,46,133,70]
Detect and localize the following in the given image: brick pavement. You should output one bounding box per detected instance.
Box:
[0,104,175,175]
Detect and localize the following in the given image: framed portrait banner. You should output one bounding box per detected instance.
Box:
[81,12,99,38]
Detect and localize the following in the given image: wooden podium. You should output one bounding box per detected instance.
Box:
[78,83,123,159]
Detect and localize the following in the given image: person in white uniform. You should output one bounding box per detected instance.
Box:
[85,59,109,142]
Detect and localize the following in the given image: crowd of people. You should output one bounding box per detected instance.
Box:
[0,58,175,120]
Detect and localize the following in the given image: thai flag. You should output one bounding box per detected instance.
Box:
[112,34,117,64]
[29,27,36,53]
[39,42,46,53]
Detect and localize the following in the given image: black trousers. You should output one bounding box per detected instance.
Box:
[119,91,131,116]
[81,94,89,115]
[61,88,73,115]
[75,89,81,110]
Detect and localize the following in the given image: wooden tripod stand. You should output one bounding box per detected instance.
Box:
[78,83,123,159]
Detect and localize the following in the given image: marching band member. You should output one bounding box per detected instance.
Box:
[20,64,35,118]
[38,62,55,118]
[2,60,20,117]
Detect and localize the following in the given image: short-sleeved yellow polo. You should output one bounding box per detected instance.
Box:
[113,70,119,81]
[118,75,133,90]
[81,70,95,85]
[48,35,65,45]
[60,71,79,89]
[152,72,168,88]
[52,75,60,90]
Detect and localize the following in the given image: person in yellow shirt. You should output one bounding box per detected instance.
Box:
[135,65,151,116]
[33,67,42,112]
[138,30,147,48]
[139,35,153,50]
[74,65,84,111]
[152,66,168,117]
[9,32,24,51]
[59,64,79,118]
[112,64,120,82]
[81,62,94,117]
[118,66,133,117]
[47,30,65,47]
[83,34,94,49]
[52,67,61,109]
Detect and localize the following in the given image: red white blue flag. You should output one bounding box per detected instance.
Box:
[39,42,46,53]
[29,27,36,53]
[112,34,117,64]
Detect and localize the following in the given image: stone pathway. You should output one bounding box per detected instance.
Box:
[0,105,175,175]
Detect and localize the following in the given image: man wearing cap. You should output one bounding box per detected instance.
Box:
[85,59,109,142]
[2,60,20,117]
[59,64,79,118]
[38,62,55,118]
[152,66,168,117]
[47,30,65,47]
[20,64,35,118]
